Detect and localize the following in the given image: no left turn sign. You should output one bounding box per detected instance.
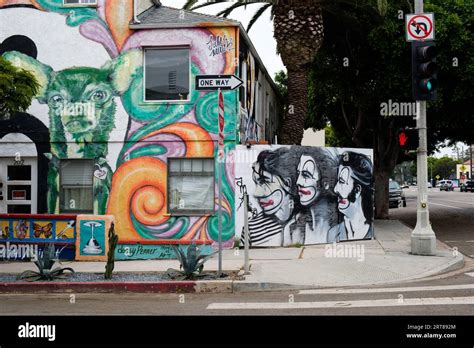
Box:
[406,13,435,41]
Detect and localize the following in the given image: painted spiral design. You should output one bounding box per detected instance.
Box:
[107,122,215,242]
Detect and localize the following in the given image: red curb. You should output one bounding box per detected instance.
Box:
[0,281,197,293]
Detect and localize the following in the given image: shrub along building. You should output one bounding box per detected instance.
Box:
[0,0,283,259]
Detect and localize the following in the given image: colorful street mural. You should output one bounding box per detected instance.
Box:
[75,215,113,261]
[0,214,77,260]
[0,1,237,253]
[235,145,374,247]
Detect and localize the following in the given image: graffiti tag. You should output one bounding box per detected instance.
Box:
[207,34,234,57]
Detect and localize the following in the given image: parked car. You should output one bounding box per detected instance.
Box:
[427,182,433,188]
[439,180,454,191]
[401,184,409,189]
[389,181,406,208]
[460,180,474,192]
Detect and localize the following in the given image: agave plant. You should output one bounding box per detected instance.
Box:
[167,244,215,280]
[17,243,74,282]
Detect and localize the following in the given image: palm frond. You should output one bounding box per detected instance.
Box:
[247,3,272,32]
[217,2,250,18]
[182,0,199,10]
[185,0,229,11]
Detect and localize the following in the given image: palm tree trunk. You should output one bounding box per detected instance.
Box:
[280,68,308,144]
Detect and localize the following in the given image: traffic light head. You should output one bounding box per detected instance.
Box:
[412,41,438,101]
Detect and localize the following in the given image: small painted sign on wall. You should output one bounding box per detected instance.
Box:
[75,215,114,261]
[115,243,212,260]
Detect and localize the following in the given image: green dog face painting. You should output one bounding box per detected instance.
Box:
[2,50,142,213]
[47,68,115,137]
[3,50,141,158]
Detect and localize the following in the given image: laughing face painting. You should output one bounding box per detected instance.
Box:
[252,162,292,220]
[235,145,374,247]
[332,152,374,241]
[296,148,338,244]
[334,165,355,212]
[296,155,320,206]
[252,153,294,222]
[245,148,300,246]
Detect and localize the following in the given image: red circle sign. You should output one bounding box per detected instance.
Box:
[408,15,433,39]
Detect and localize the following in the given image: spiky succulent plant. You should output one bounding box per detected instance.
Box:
[17,243,74,282]
[167,244,215,280]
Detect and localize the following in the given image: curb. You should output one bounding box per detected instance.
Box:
[0,279,309,294]
[0,281,197,293]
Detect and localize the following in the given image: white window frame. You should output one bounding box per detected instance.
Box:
[63,0,98,6]
[143,46,192,104]
[0,158,38,214]
[59,159,94,214]
[167,157,215,216]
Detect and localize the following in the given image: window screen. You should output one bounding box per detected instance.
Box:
[145,48,190,101]
[64,0,98,5]
[60,160,94,213]
[168,158,214,214]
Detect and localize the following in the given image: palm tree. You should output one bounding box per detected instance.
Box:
[183,0,384,145]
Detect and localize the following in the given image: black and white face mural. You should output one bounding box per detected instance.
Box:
[235,145,374,247]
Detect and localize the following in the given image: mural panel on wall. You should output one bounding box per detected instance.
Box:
[235,145,374,247]
[0,1,237,252]
[0,214,77,260]
[75,214,113,261]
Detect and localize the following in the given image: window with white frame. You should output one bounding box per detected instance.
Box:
[60,160,94,213]
[63,0,98,5]
[168,158,215,214]
[145,48,190,101]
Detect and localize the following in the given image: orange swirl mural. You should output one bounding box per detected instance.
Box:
[107,122,215,242]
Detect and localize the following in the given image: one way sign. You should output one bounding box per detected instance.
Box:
[195,75,243,91]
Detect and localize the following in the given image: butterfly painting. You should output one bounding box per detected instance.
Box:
[33,222,53,239]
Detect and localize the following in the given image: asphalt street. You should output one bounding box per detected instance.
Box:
[390,187,474,258]
[0,264,473,316]
[0,187,472,317]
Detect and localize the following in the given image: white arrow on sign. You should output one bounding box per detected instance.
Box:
[195,75,244,91]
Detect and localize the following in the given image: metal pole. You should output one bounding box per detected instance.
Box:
[218,157,223,276]
[470,144,473,180]
[430,161,433,183]
[410,1,437,255]
[243,192,250,274]
[217,89,223,276]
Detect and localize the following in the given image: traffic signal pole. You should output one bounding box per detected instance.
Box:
[411,0,437,255]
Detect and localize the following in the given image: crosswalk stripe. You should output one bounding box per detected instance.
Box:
[434,199,474,206]
[207,296,474,310]
[298,284,474,295]
[429,202,463,210]
[443,240,474,243]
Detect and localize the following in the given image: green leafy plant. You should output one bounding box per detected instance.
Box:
[166,244,215,280]
[0,56,40,120]
[17,243,74,282]
[104,222,118,280]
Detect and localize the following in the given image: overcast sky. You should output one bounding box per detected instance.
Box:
[161,0,285,78]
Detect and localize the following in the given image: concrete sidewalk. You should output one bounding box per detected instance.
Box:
[0,220,464,291]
